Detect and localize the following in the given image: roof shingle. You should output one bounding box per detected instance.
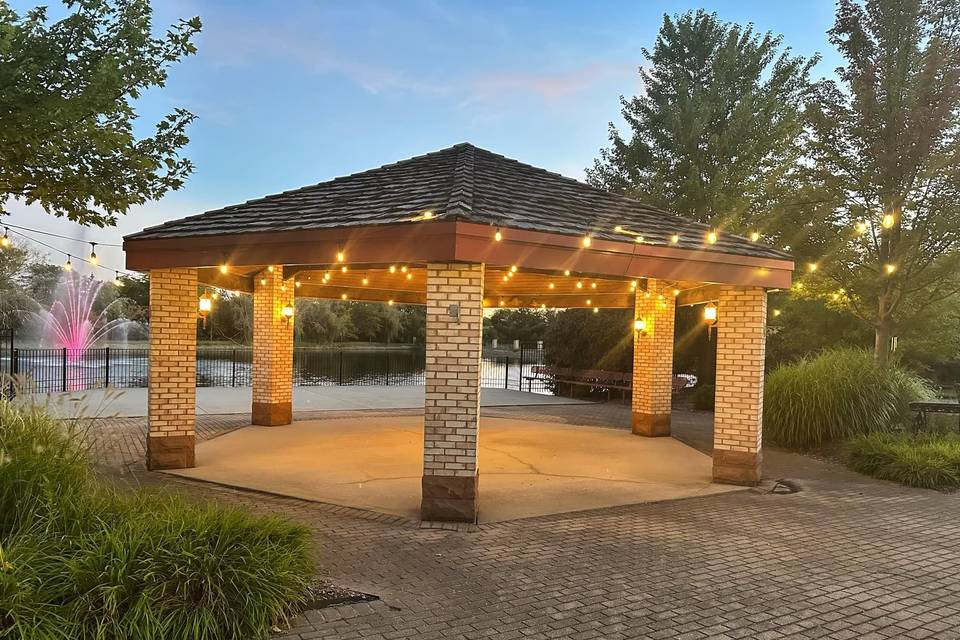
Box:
[126,143,790,260]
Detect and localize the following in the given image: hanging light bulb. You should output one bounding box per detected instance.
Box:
[750,231,760,242]
[808,262,818,272]
[593,307,599,314]
[670,234,680,245]
[63,255,72,271]
[336,245,345,262]
[885,263,897,275]
[706,230,718,244]
[341,265,348,273]
[406,272,412,280]
[576,281,583,289]
[564,270,571,276]
[772,309,782,317]
[548,282,555,289]
[586,298,592,305]
[267,265,275,273]
[582,235,592,248]
[510,265,518,273]
[389,265,397,274]
[855,221,868,234]
[400,266,408,273]
[494,228,502,242]
[0,227,9,248]
[113,271,123,287]
[882,213,896,229]
[362,276,369,285]
[388,299,394,306]
[88,243,98,265]
[341,293,348,300]
[591,282,597,289]
[219,264,228,274]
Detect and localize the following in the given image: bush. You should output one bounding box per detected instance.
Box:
[764,348,932,449]
[0,400,314,639]
[847,432,960,490]
[689,384,715,410]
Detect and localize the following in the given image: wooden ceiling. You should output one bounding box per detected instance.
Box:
[199,263,719,308]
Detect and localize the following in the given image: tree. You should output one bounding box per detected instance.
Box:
[0,0,201,226]
[587,10,817,231]
[485,308,549,345]
[544,309,633,372]
[801,0,960,363]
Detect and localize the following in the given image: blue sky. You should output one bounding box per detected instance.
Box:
[5,0,841,276]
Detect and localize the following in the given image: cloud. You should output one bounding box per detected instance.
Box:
[465,62,634,104]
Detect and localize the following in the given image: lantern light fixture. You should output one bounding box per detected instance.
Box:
[281,302,294,324]
[633,318,648,334]
[198,292,213,327]
[260,278,267,286]
[703,303,718,340]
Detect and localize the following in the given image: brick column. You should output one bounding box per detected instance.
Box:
[713,285,766,485]
[421,262,484,522]
[252,266,293,426]
[147,268,197,470]
[631,280,676,436]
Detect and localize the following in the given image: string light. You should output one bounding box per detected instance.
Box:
[586,298,592,305]
[0,228,9,248]
[494,228,502,242]
[576,281,583,289]
[670,234,680,245]
[219,264,228,274]
[749,231,760,242]
[388,299,394,306]
[706,230,718,244]
[582,235,592,248]
[635,236,644,243]
[548,282,555,289]
[267,265,275,273]
[113,271,123,287]
[855,221,868,234]
[341,293,348,300]
[808,262,818,272]
[88,243,98,265]
[593,307,599,314]
[564,270,571,276]
[882,213,896,229]
[63,255,72,271]
[510,265,518,273]
[362,276,369,285]
[591,282,597,289]
[406,273,412,280]
[773,309,782,317]
[341,265,348,273]
[673,288,680,297]
[389,265,396,274]
[503,275,509,282]
[884,263,897,275]
[336,246,345,262]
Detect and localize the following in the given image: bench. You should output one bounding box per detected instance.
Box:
[910,384,960,430]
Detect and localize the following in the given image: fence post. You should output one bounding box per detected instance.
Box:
[104,347,110,388]
[10,348,18,400]
[338,346,344,386]
[231,349,237,387]
[503,356,509,389]
[61,347,67,392]
[385,351,390,386]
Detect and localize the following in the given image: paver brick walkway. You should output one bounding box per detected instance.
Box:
[91,403,960,640]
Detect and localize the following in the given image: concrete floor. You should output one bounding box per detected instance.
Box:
[20,385,586,418]
[168,415,739,523]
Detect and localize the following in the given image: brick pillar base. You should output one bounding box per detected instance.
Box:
[632,412,671,437]
[252,401,292,426]
[147,434,196,470]
[421,475,479,522]
[713,450,762,486]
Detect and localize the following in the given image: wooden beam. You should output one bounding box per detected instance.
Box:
[677,285,721,306]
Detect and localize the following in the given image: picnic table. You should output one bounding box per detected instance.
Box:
[910,386,960,430]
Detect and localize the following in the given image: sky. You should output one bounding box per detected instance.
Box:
[3,0,842,277]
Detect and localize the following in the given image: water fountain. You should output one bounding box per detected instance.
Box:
[38,272,132,358]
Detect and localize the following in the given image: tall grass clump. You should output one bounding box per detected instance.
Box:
[847,432,960,490]
[764,348,932,449]
[0,399,314,640]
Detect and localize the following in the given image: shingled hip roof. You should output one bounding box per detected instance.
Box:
[125,143,789,261]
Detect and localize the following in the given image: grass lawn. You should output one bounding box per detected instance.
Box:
[847,431,960,491]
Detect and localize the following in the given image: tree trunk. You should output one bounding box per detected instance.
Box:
[874,321,892,365]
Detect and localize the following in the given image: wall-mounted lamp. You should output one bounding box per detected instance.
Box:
[281,302,295,325]
[198,292,213,328]
[704,302,718,340]
[633,318,648,335]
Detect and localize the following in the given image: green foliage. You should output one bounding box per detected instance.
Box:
[484,308,549,345]
[799,0,960,362]
[544,308,632,371]
[690,384,714,411]
[0,0,201,226]
[764,348,932,449]
[0,400,314,639]
[847,432,960,490]
[587,9,817,229]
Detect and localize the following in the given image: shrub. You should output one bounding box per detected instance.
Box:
[0,400,314,639]
[689,384,715,410]
[847,432,960,490]
[764,348,932,449]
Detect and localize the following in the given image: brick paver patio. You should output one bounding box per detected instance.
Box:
[90,406,960,639]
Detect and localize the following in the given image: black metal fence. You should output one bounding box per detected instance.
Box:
[1,333,551,396]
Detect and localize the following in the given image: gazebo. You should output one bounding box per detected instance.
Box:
[124,143,793,522]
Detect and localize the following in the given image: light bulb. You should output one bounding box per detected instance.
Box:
[750,231,760,242]
[0,228,9,248]
[548,283,555,289]
[336,249,345,262]
[388,299,394,306]
[670,234,679,244]
[114,272,123,287]
[885,263,897,274]
[88,243,97,265]
[593,307,599,314]
[582,235,592,248]
[564,270,571,276]
[855,221,868,234]
[362,277,369,285]
[494,229,502,242]
[576,281,583,289]
[808,263,818,272]
[64,256,72,271]
[882,213,895,229]
[706,231,718,244]
[219,264,228,274]
[389,265,396,274]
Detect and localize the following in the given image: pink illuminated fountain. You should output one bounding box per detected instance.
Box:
[38,273,130,359]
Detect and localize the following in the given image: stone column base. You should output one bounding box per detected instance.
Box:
[421,474,478,523]
[713,449,761,486]
[252,401,292,426]
[146,434,195,470]
[632,412,671,437]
